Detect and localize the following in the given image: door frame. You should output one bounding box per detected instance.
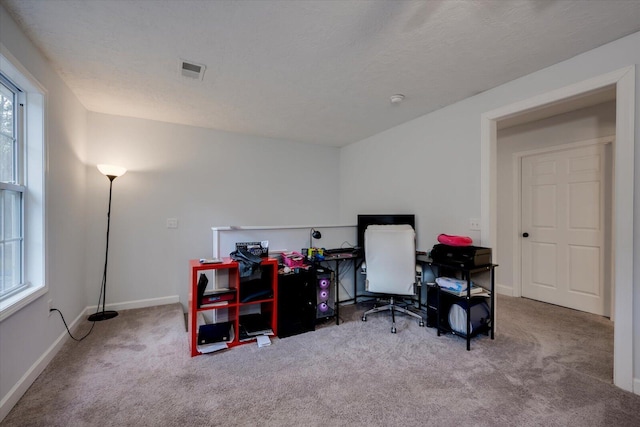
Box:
[512,137,613,312]
[481,66,635,392]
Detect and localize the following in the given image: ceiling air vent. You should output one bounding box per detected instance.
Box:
[179,59,206,80]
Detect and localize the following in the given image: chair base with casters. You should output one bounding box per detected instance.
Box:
[361,296,425,333]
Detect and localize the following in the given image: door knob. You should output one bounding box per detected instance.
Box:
[522,232,529,238]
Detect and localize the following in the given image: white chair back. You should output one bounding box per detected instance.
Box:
[364,224,416,296]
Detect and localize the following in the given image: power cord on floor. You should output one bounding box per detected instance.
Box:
[49,308,96,341]
[51,250,110,341]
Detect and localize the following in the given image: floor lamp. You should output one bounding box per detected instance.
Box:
[88,164,127,322]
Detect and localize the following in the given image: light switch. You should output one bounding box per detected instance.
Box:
[167,218,178,229]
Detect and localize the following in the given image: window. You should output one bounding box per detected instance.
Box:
[0,46,46,320]
[0,74,25,300]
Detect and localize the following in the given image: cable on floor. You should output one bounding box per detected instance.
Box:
[49,308,96,341]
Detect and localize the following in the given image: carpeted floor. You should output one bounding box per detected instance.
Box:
[2,295,639,426]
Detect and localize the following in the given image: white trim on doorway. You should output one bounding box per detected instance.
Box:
[480,66,635,393]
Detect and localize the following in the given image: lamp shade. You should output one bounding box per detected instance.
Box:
[97,164,127,178]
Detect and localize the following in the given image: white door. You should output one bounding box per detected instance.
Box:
[521,143,608,316]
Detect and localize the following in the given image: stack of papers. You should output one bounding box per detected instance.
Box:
[257,335,271,348]
[436,277,474,293]
[436,277,490,297]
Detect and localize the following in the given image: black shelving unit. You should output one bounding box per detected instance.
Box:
[419,256,497,351]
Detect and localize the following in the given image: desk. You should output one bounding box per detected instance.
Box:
[325,252,426,320]
[315,252,361,325]
[417,255,497,351]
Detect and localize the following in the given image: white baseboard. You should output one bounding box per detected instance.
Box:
[1,296,181,422]
[0,308,84,422]
[85,295,180,315]
[496,283,514,296]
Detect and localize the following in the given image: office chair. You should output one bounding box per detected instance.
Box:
[361,224,425,333]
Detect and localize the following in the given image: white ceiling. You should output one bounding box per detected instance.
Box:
[2,0,640,147]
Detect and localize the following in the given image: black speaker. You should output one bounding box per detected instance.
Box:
[315,267,335,320]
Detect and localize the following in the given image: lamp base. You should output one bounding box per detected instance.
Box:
[88,310,119,321]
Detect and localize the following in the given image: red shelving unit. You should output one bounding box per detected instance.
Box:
[188,257,278,357]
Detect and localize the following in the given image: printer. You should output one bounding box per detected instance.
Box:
[430,244,492,268]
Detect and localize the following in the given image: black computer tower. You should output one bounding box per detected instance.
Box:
[277,269,317,338]
[315,267,335,321]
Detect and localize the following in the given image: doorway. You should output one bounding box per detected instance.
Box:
[481,66,635,391]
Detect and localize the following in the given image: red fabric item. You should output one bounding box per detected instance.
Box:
[437,234,473,246]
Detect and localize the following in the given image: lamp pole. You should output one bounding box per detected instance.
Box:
[89,165,126,321]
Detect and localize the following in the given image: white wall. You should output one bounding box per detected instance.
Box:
[339,32,639,391]
[85,113,341,312]
[496,101,616,294]
[0,6,88,418]
[339,99,486,249]
[2,2,640,418]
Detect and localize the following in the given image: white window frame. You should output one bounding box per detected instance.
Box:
[0,44,46,321]
[1,74,26,299]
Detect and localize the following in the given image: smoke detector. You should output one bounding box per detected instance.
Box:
[390,94,405,105]
[179,59,206,80]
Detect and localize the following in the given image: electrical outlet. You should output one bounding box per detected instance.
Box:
[48,299,54,316]
[469,218,481,231]
[166,218,178,229]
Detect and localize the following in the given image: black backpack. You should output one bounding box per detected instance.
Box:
[230,248,262,281]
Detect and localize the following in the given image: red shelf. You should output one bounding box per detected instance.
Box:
[188,258,278,357]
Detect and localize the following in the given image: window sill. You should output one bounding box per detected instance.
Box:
[0,284,48,322]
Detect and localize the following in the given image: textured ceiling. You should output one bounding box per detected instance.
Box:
[2,0,640,146]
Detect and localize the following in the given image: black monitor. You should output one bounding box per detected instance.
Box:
[357,214,416,255]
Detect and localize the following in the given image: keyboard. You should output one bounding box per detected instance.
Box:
[324,247,358,255]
